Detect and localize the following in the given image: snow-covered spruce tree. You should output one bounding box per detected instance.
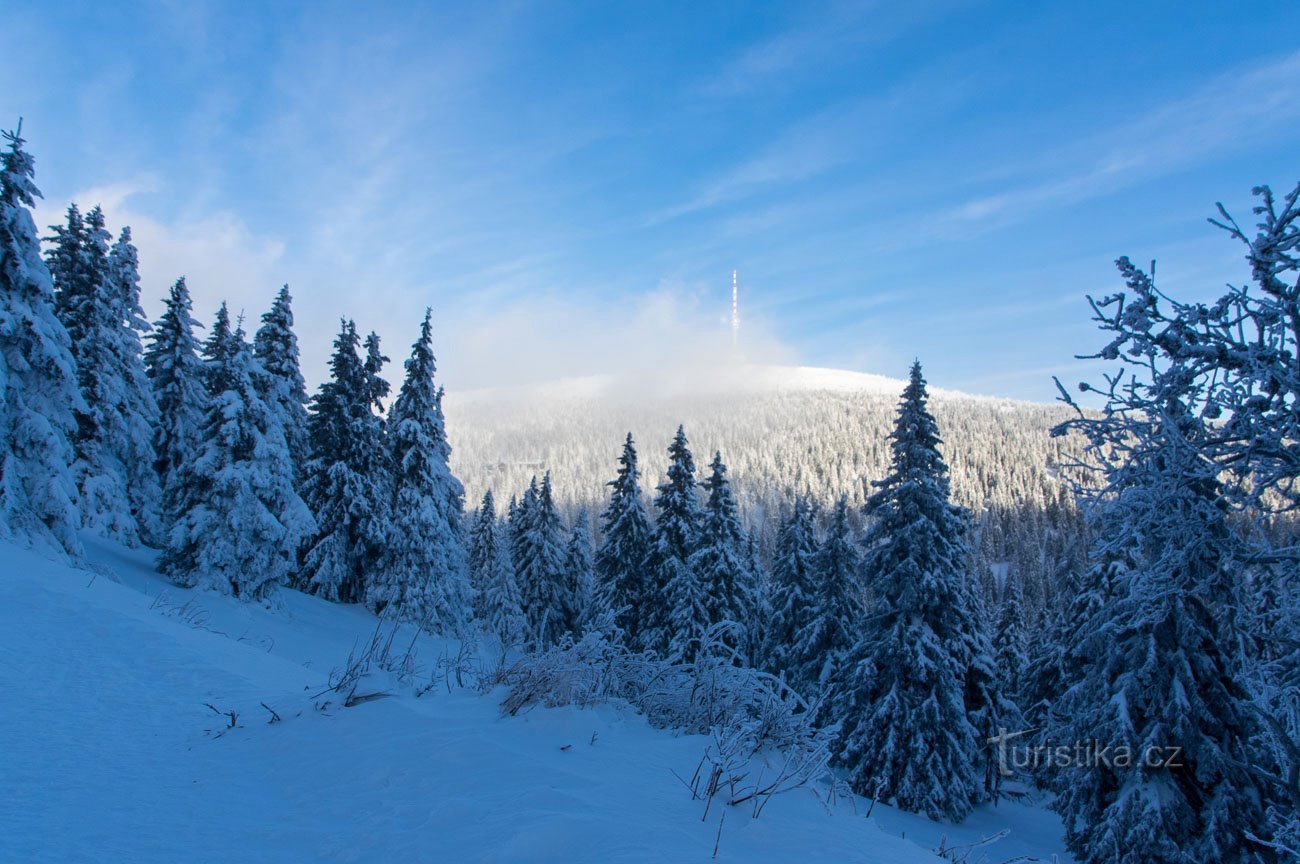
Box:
[687,451,758,657]
[508,479,536,602]
[964,570,1015,803]
[993,577,1029,714]
[145,277,208,537]
[1051,281,1277,863]
[651,425,704,658]
[252,285,309,480]
[563,508,595,632]
[201,302,235,392]
[790,496,862,705]
[515,473,570,646]
[162,320,313,600]
[0,124,81,553]
[835,361,984,821]
[299,319,391,603]
[593,433,655,648]
[469,490,499,618]
[368,310,470,632]
[762,497,820,685]
[46,206,161,545]
[145,279,205,477]
[362,330,389,415]
[470,490,525,642]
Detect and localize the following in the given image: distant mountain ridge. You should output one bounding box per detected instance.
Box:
[444,364,1074,522]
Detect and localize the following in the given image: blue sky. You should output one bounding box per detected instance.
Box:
[5,0,1300,400]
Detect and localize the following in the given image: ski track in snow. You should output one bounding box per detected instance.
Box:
[0,536,1072,863]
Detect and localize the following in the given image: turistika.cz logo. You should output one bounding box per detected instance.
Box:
[987,728,1186,777]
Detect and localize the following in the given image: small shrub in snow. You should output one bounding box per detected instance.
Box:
[496,622,842,817]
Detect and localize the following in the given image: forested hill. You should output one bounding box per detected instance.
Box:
[445,364,1077,520]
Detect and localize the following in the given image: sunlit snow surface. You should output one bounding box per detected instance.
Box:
[0,536,1072,863]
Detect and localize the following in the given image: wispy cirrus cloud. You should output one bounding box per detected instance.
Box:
[946,50,1300,228]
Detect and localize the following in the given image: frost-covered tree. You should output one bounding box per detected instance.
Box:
[470,490,524,641]
[509,479,536,592]
[46,206,160,545]
[593,433,654,647]
[687,451,757,657]
[162,321,313,600]
[145,277,208,537]
[470,490,499,617]
[763,497,819,684]
[145,279,206,480]
[0,124,81,553]
[790,497,862,703]
[369,310,470,632]
[362,330,389,414]
[993,577,1029,711]
[202,302,235,393]
[563,508,595,632]
[252,285,308,478]
[652,426,704,658]
[836,362,983,821]
[1050,208,1292,861]
[1049,407,1271,863]
[299,319,391,603]
[515,473,570,646]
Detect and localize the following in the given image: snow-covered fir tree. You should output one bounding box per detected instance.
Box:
[252,285,309,479]
[1051,260,1279,861]
[1048,411,1271,863]
[469,490,524,642]
[299,319,391,603]
[790,496,862,704]
[593,433,655,647]
[993,577,1029,713]
[508,479,536,598]
[45,206,160,545]
[762,497,820,686]
[144,277,208,535]
[469,490,499,619]
[687,451,757,657]
[835,361,984,821]
[515,473,570,646]
[362,329,389,414]
[652,426,705,658]
[368,310,470,632]
[0,124,81,553]
[562,508,595,632]
[201,302,235,392]
[161,319,313,600]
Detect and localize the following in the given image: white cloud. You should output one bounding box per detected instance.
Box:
[35,179,286,339]
[946,50,1300,228]
[438,279,800,393]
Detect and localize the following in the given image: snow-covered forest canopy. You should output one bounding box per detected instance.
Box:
[2,115,1298,864]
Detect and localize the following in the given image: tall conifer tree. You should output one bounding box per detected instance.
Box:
[648,425,702,655]
[252,285,309,478]
[593,433,654,647]
[300,319,390,603]
[46,206,160,544]
[0,124,81,553]
[163,321,312,599]
[835,362,984,821]
[763,497,820,683]
[369,310,470,631]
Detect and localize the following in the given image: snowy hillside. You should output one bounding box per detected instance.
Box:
[0,536,1072,863]
[445,363,1075,517]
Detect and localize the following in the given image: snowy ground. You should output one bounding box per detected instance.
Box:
[0,536,1073,863]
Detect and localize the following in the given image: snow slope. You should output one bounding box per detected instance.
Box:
[0,537,1072,863]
